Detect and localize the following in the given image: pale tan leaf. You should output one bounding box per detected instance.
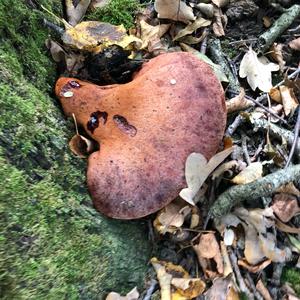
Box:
[226,88,254,113]
[194,3,214,18]
[205,277,237,300]
[276,182,300,197]
[256,280,272,300]
[272,193,300,222]
[171,278,206,298]
[106,287,139,300]
[212,0,229,8]
[279,85,299,116]
[66,0,91,26]
[232,162,263,185]
[270,43,285,71]
[289,37,300,51]
[212,7,225,37]
[154,0,196,23]
[179,148,233,205]
[139,20,170,50]
[239,48,279,92]
[276,219,300,234]
[173,17,211,41]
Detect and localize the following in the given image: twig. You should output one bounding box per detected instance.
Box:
[242,134,251,165]
[225,114,246,137]
[285,107,300,168]
[229,249,254,300]
[245,273,264,300]
[274,67,300,88]
[245,95,287,124]
[43,18,64,34]
[208,39,240,94]
[257,4,300,52]
[143,279,158,300]
[210,164,300,218]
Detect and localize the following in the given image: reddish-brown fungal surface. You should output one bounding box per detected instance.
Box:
[55,52,226,219]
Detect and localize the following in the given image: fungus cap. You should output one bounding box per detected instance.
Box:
[55,52,226,219]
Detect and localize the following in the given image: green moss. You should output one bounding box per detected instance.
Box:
[282,268,300,296]
[0,0,150,299]
[86,0,141,29]
[220,39,238,60]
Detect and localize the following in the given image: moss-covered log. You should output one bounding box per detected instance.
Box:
[0,1,150,299]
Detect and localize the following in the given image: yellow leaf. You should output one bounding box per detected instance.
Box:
[232,162,263,185]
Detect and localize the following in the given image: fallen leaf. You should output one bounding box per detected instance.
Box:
[62,21,142,52]
[238,258,271,273]
[269,87,282,103]
[171,278,206,298]
[212,0,229,8]
[154,200,192,234]
[180,43,228,82]
[212,160,239,180]
[231,162,263,185]
[193,3,214,18]
[179,147,233,205]
[90,0,110,9]
[173,17,211,41]
[239,48,279,92]
[205,276,238,300]
[193,233,224,276]
[276,219,300,234]
[154,0,196,23]
[106,287,139,300]
[272,193,300,222]
[279,85,299,116]
[263,16,272,28]
[270,43,285,71]
[212,7,226,37]
[289,37,300,51]
[66,0,91,26]
[139,20,170,50]
[276,182,300,197]
[226,88,254,113]
[256,280,272,300]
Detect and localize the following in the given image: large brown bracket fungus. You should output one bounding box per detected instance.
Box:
[55,52,226,219]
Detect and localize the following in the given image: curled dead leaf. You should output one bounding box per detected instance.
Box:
[279,85,299,116]
[226,88,254,113]
[171,278,206,298]
[231,162,263,185]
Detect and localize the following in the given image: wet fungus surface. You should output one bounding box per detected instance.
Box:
[55,52,227,219]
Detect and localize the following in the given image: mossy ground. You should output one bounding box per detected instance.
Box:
[86,0,141,29]
[0,0,150,299]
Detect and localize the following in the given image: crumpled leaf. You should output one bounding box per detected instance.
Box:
[66,0,91,26]
[272,193,300,222]
[179,147,233,205]
[226,88,254,113]
[219,208,292,264]
[289,37,300,51]
[62,21,142,52]
[270,43,285,71]
[139,20,170,50]
[171,278,206,298]
[106,287,139,300]
[45,39,85,74]
[279,85,299,116]
[205,276,238,300]
[173,17,211,41]
[193,233,224,277]
[231,161,263,185]
[153,200,192,234]
[193,3,214,18]
[239,48,279,92]
[154,0,196,23]
[212,7,226,37]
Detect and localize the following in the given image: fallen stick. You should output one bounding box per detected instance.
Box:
[257,4,300,52]
[210,164,300,218]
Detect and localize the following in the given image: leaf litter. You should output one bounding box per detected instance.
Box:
[44,0,300,298]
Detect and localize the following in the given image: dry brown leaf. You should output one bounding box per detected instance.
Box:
[205,276,238,300]
[171,278,206,298]
[263,16,272,28]
[289,37,300,51]
[276,219,300,234]
[279,85,299,116]
[106,287,139,300]
[231,162,263,185]
[173,17,211,41]
[226,88,254,113]
[239,48,279,92]
[66,0,91,26]
[179,148,233,205]
[272,193,300,222]
[269,87,282,103]
[69,134,95,158]
[256,280,272,300]
[238,259,271,273]
[193,233,224,276]
[154,200,192,234]
[154,0,196,23]
[270,43,286,71]
[193,3,214,18]
[212,0,229,8]
[139,20,170,50]
[212,7,226,37]
[276,182,300,197]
